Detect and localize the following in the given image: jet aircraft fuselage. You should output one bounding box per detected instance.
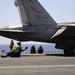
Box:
[0,0,75,56]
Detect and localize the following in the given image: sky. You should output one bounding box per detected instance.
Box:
[0,0,75,44]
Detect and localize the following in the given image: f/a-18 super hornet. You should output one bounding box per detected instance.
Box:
[0,0,75,56]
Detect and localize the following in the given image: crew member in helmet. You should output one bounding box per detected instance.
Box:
[1,42,28,57]
[9,40,14,50]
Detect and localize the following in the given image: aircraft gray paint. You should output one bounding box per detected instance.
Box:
[0,0,75,56]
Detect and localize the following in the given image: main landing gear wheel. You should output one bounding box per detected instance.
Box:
[72,49,75,56]
[64,49,73,56]
[64,49,75,56]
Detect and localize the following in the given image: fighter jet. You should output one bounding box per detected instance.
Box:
[0,0,75,56]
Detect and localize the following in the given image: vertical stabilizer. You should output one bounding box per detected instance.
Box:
[15,0,56,26]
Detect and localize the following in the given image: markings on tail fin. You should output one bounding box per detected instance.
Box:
[15,0,56,26]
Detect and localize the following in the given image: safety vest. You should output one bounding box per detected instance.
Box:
[12,45,19,53]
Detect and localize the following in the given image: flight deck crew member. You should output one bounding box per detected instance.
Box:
[9,40,14,50]
[1,42,28,57]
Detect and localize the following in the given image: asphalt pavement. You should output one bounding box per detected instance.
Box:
[0,53,75,75]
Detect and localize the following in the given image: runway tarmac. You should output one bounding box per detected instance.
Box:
[0,53,75,75]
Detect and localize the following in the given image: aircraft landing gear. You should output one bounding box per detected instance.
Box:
[64,49,75,56]
[72,48,75,56]
[64,49,72,56]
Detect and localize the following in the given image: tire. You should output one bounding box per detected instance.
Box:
[71,49,75,56]
[64,49,73,56]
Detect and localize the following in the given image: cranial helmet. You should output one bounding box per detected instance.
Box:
[17,42,21,46]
